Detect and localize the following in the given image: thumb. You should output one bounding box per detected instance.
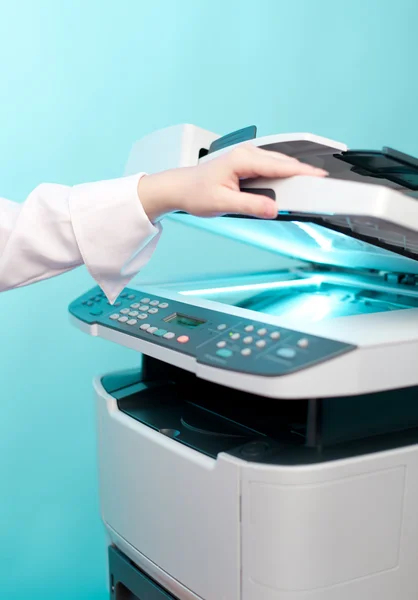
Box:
[219,189,277,219]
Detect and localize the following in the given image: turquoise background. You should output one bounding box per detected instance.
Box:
[0,1,417,598]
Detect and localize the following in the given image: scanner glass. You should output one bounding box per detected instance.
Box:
[178,276,418,324]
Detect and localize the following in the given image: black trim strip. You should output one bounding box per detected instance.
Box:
[109,546,177,599]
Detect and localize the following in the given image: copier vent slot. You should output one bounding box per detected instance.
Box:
[102,356,418,466]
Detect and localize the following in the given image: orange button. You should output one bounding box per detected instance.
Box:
[177,335,189,343]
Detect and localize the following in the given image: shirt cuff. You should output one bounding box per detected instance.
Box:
[69,173,162,303]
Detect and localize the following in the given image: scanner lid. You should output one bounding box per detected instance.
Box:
[172,128,418,277]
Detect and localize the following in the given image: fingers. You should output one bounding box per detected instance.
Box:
[227,144,328,180]
[244,143,300,163]
[218,189,278,219]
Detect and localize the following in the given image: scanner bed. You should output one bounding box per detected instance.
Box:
[175,273,418,323]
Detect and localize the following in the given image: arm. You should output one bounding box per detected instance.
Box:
[0,173,160,303]
[0,144,327,302]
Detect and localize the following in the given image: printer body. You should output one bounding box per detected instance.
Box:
[69,124,418,600]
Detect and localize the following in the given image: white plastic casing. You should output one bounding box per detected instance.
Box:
[124,124,219,175]
[96,374,418,600]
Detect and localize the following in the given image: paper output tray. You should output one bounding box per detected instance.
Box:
[102,358,418,464]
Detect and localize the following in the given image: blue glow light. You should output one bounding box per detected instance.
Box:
[277,293,334,322]
[293,221,333,251]
[179,275,323,296]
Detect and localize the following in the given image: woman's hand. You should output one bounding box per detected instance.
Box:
[138,143,327,222]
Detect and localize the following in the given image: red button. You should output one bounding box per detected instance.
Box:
[177,335,189,343]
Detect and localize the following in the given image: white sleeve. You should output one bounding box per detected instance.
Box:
[0,173,162,303]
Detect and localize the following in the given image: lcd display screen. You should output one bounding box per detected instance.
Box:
[163,312,206,328]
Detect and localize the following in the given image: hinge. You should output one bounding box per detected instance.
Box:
[383,272,418,286]
[304,264,418,287]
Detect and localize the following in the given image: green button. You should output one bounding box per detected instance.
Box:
[216,348,233,358]
[89,308,103,316]
[153,329,167,337]
[276,347,296,359]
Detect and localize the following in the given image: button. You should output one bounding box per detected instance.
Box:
[139,305,149,312]
[257,328,267,336]
[148,308,158,314]
[127,294,135,300]
[217,341,226,348]
[216,348,232,358]
[120,308,130,314]
[150,300,159,306]
[127,319,137,325]
[177,335,189,343]
[107,301,121,307]
[256,340,266,348]
[94,297,101,303]
[120,293,128,298]
[147,326,158,334]
[217,324,227,330]
[241,348,251,356]
[140,297,150,304]
[276,348,296,359]
[138,313,148,320]
[243,336,253,344]
[130,303,140,309]
[128,311,139,317]
[240,441,269,458]
[86,301,93,306]
[109,313,120,320]
[89,308,103,316]
[140,323,151,330]
[153,329,167,337]
[163,332,175,339]
[230,333,240,340]
[297,338,309,348]
[118,316,129,323]
[270,331,280,340]
[244,325,254,332]
[159,302,169,308]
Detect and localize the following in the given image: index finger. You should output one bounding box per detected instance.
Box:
[230,148,328,180]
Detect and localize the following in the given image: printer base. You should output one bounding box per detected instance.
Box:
[98,359,418,600]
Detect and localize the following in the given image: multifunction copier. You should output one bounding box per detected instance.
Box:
[69,124,418,600]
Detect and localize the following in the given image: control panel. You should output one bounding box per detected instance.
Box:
[69,286,355,376]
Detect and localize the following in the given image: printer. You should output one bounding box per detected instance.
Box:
[69,124,418,600]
